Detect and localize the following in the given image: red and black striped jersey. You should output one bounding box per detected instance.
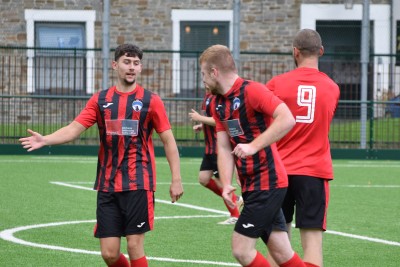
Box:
[75,85,171,192]
[201,93,217,155]
[213,77,288,192]
[267,67,340,179]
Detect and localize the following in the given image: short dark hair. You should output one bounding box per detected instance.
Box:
[114,44,143,61]
[293,29,322,56]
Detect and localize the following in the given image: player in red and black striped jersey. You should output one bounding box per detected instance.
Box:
[266,29,340,267]
[199,45,306,267]
[19,44,183,267]
[189,91,242,225]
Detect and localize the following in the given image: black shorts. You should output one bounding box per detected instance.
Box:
[200,153,219,178]
[94,190,154,238]
[234,189,287,244]
[281,175,330,230]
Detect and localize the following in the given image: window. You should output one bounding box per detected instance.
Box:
[396,21,400,66]
[25,9,96,94]
[34,22,86,94]
[301,4,390,117]
[179,21,229,97]
[171,9,233,95]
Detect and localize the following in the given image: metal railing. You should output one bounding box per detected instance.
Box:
[1,47,399,150]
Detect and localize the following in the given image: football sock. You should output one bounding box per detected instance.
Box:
[280,253,306,267]
[205,179,222,196]
[245,251,271,267]
[228,193,240,217]
[304,263,319,267]
[130,256,148,267]
[109,253,129,267]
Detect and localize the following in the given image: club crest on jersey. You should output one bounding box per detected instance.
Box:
[233,97,241,110]
[132,99,143,112]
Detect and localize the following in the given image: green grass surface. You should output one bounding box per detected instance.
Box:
[0,156,399,266]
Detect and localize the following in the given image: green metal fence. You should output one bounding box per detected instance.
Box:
[0,47,399,158]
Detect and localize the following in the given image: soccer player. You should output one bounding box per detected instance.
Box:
[189,91,242,225]
[199,44,306,267]
[19,44,184,267]
[266,29,340,267]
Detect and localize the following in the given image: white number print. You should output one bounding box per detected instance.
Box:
[296,85,316,123]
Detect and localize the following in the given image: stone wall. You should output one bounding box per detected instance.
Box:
[0,0,391,52]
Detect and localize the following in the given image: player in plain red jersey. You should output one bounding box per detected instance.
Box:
[266,29,340,267]
[189,91,242,225]
[19,44,183,267]
[200,44,306,267]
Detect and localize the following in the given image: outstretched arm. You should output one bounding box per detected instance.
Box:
[159,129,184,203]
[19,121,86,152]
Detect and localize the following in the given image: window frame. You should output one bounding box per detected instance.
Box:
[25,9,96,94]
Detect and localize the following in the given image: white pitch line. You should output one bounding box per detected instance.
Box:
[331,185,400,188]
[0,220,239,266]
[326,229,400,246]
[50,181,400,247]
[50,182,229,215]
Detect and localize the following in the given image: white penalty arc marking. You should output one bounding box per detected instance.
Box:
[50,182,400,247]
[3,180,397,266]
[0,219,239,266]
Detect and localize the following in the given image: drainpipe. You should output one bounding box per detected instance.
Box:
[102,0,110,90]
[360,0,369,149]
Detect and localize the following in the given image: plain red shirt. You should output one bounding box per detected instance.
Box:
[267,67,340,179]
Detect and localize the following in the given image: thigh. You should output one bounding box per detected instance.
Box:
[200,154,219,178]
[281,176,296,223]
[234,189,286,240]
[121,190,154,235]
[95,191,123,238]
[291,176,329,230]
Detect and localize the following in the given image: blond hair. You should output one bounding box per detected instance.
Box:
[199,45,237,74]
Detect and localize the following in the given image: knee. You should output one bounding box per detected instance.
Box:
[198,176,209,186]
[232,245,247,262]
[101,250,120,265]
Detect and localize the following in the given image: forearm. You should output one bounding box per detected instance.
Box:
[41,121,84,146]
[197,116,216,126]
[161,131,182,182]
[250,104,295,151]
[217,134,235,187]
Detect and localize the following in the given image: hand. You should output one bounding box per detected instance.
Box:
[170,179,184,203]
[232,143,258,159]
[193,124,202,133]
[188,109,201,122]
[19,129,45,152]
[221,184,237,209]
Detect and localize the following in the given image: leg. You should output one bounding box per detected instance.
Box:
[198,170,214,188]
[266,223,292,267]
[266,230,295,264]
[199,169,240,221]
[126,233,146,260]
[232,231,266,266]
[100,237,122,266]
[300,229,323,267]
